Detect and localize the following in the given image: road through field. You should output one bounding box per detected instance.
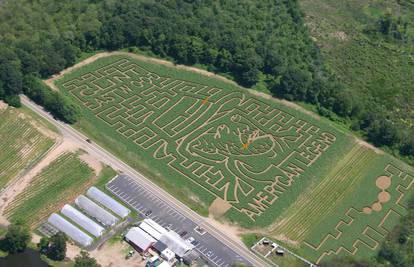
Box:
[21,95,268,267]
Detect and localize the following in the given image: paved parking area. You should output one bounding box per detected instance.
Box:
[107,174,251,267]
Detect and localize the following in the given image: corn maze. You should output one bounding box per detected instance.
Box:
[59,56,337,222]
[302,161,414,263]
[54,54,414,262]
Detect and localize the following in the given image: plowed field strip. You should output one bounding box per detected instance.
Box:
[4,153,93,227]
[0,107,54,188]
[270,146,376,241]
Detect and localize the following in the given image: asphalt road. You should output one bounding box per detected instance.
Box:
[21,96,268,267]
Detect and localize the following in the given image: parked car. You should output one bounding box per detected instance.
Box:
[145,210,152,216]
[180,231,187,237]
[186,237,195,243]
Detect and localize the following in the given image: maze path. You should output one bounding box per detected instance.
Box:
[61,57,337,221]
[303,163,414,263]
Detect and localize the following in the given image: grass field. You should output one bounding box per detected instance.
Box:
[4,152,116,227]
[52,53,414,263]
[0,104,56,189]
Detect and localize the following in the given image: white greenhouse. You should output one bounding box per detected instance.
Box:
[86,187,130,218]
[75,195,119,227]
[48,213,93,247]
[61,204,105,237]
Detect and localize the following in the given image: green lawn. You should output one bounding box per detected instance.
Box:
[52,53,414,263]
[0,105,55,189]
[4,152,115,227]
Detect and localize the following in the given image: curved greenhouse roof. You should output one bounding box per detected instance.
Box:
[61,204,104,237]
[48,213,93,247]
[86,187,130,218]
[75,195,119,227]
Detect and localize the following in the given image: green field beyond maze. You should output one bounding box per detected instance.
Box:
[53,53,414,263]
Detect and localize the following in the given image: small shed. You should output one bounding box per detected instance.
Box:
[161,248,175,262]
[125,227,156,253]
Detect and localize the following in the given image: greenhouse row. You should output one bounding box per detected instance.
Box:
[86,186,130,218]
[43,184,132,248]
[61,204,105,237]
[75,195,119,227]
[48,213,93,247]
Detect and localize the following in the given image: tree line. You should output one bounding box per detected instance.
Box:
[0,0,413,169]
[0,220,99,266]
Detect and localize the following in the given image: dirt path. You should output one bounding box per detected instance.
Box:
[79,152,103,176]
[0,101,7,111]
[90,242,145,267]
[0,137,104,225]
[0,139,74,220]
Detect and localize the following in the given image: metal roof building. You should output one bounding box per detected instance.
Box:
[153,240,168,253]
[86,187,130,218]
[61,204,104,237]
[144,219,168,234]
[139,220,167,240]
[75,195,119,227]
[48,213,93,247]
[125,227,156,252]
[159,231,194,258]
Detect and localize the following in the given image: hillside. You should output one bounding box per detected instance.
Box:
[300,0,414,152]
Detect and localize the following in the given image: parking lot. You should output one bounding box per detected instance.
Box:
[106,174,251,267]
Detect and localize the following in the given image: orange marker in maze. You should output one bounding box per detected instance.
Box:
[242,130,259,149]
[201,96,209,105]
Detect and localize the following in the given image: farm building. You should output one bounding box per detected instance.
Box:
[75,195,119,227]
[125,227,156,252]
[61,204,104,237]
[159,231,194,258]
[48,213,93,247]
[161,248,175,262]
[139,219,168,240]
[86,186,130,218]
[153,240,168,253]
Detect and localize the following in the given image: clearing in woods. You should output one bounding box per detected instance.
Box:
[52,53,414,263]
[0,103,56,189]
[4,152,116,228]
